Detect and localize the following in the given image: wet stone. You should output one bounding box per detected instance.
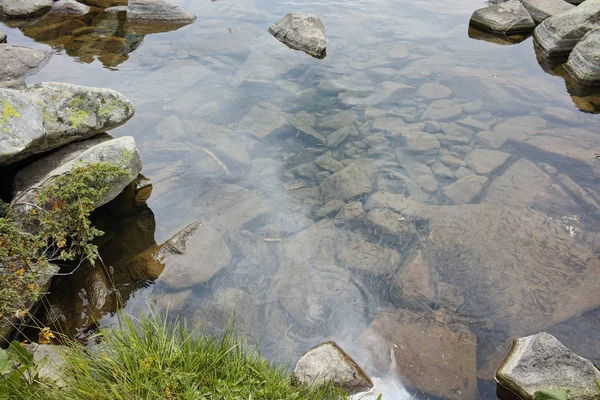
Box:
[402,132,440,155]
[320,160,377,202]
[470,0,535,34]
[496,332,600,399]
[317,110,357,130]
[315,170,331,183]
[475,130,506,149]
[456,116,490,132]
[416,82,452,100]
[443,175,488,204]
[464,149,510,175]
[2,0,53,18]
[440,154,466,167]
[421,99,463,121]
[327,124,360,148]
[493,115,547,141]
[0,34,6,44]
[542,106,583,125]
[565,28,600,86]
[268,13,327,58]
[315,200,345,218]
[51,0,91,15]
[292,342,373,394]
[392,250,437,309]
[454,166,475,178]
[365,208,418,246]
[0,45,51,82]
[431,162,454,179]
[371,117,406,136]
[314,154,344,172]
[366,133,389,149]
[292,161,321,179]
[521,0,575,24]
[416,175,439,192]
[334,201,365,227]
[534,0,600,57]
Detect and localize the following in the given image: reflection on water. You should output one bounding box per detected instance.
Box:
[5,0,600,398]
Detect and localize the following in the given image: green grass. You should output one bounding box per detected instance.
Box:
[6,310,348,400]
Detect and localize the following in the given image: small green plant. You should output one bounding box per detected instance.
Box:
[0,162,127,324]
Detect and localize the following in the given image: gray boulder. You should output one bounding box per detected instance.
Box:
[0,33,6,43]
[0,83,134,165]
[534,0,600,57]
[0,45,51,82]
[25,344,69,388]
[521,0,575,24]
[11,134,112,197]
[470,0,535,34]
[565,28,600,85]
[51,0,91,15]
[2,0,53,18]
[269,13,327,58]
[11,136,142,232]
[106,0,197,24]
[496,332,600,399]
[292,342,373,394]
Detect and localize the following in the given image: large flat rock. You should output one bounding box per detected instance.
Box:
[0,83,134,165]
[470,0,535,34]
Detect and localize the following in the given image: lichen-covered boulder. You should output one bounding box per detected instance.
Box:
[2,0,53,18]
[268,13,327,58]
[565,28,600,86]
[470,0,535,34]
[521,0,575,24]
[292,342,373,395]
[0,45,51,82]
[106,0,197,24]
[11,136,142,231]
[534,0,600,57]
[0,83,134,165]
[496,332,600,400]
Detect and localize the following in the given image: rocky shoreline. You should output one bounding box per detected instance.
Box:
[1,0,600,399]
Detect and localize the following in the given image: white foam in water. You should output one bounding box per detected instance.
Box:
[351,346,414,400]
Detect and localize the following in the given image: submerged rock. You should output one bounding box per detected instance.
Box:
[0,45,51,82]
[2,0,53,18]
[158,221,231,289]
[521,0,575,24]
[470,0,535,34]
[391,250,437,309]
[565,28,600,86]
[360,309,478,400]
[464,149,510,175]
[292,342,373,394]
[0,83,134,165]
[421,99,463,121]
[268,13,327,58]
[320,159,378,202]
[442,175,488,204]
[534,0,600,57]
[11,137,143,231]
[496,332,600,399]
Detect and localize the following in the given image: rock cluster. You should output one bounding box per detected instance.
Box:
[0,37,144,341]
[470,0,600,87]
